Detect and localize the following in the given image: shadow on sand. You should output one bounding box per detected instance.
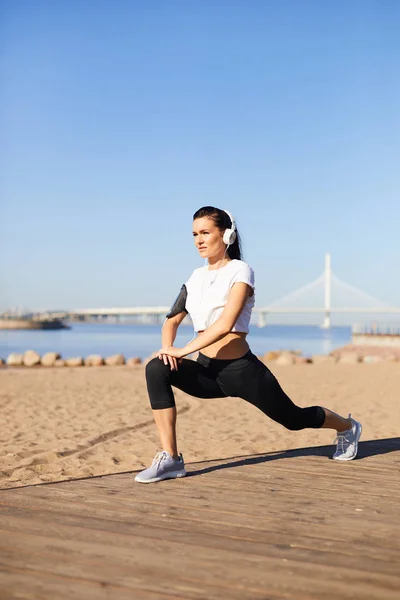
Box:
[187,437,400,478]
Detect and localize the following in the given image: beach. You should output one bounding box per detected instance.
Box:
[1,361,399,490]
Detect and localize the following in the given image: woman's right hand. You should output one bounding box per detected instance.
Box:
[157,352,181,371]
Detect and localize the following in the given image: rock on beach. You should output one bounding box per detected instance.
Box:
[84,354,104,367]
[23,350,41,367]
[275,353,296,366]
[7,353,24,366]
[65,357,84,367]
[41,352,61,367]
[126,357,142,366]
[3,344,400,370]
[105,354,125,366]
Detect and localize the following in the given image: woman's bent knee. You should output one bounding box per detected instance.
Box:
[145,357,169,380]
[145,357,176,410]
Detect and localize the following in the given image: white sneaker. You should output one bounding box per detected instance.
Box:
[333,414,362,461]
[134,451,186,483]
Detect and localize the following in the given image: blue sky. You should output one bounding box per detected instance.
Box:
[2,0,400,315]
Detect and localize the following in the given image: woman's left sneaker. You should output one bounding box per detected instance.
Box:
[333,415,362,461]
[134,451,186,483]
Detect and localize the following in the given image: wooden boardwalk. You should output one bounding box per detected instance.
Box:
[1,438,399,600]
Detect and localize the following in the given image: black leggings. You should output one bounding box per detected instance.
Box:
[146,350,325,431]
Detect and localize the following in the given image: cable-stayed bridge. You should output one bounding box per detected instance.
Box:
[43,254,400,329]
[256,253,399,328]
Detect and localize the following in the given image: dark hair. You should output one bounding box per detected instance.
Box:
[193,206,242,260]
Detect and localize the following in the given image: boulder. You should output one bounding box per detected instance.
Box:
[65,357,83,367]
[263,351,281,362]
[84,354,104,366]
[23,350,41,367]
[338,353,361,365]
[7,353,24,366]
[312,355,337,365]
[105,353,125,366]
[41,352,61,367]
[275,354,295,366]
[54,359,65,367]
[126,357,142,366]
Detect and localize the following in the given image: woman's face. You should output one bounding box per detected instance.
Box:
[193,217,225,260]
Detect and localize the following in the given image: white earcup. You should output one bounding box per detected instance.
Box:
[223,228,237,246]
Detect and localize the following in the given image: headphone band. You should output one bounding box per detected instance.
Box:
[222,208,236,231]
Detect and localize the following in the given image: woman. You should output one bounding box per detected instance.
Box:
[135,206,362,484]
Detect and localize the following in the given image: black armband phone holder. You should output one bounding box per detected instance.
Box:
[166,284,188,318]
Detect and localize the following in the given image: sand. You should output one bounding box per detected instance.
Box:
[1,362,399,489]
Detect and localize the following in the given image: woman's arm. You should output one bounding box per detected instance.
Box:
[161,312,187,347]
[159,311,187,369]
[159,282,252,358]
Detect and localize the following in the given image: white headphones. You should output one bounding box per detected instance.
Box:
[222,209,236,246]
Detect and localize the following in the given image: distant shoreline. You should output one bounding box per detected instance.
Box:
[0,318,69,331]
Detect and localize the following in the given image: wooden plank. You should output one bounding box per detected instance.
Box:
[0,500,397,552]
[1,530,399,600]
[0,509,399,577]
[1,492,399,557]
[0,567,187,600]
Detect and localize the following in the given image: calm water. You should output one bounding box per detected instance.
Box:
[0,323,351,360]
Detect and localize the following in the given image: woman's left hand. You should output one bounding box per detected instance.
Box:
[156,346,184,359]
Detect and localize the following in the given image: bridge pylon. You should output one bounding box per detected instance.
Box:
[321,314,331,329]
[321,253,332,329]
[258,312,267,328]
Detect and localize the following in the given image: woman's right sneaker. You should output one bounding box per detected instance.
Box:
[333,415,362,461]
[134,451,186,483]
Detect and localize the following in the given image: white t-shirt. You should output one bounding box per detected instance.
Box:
[185,259,255,333]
